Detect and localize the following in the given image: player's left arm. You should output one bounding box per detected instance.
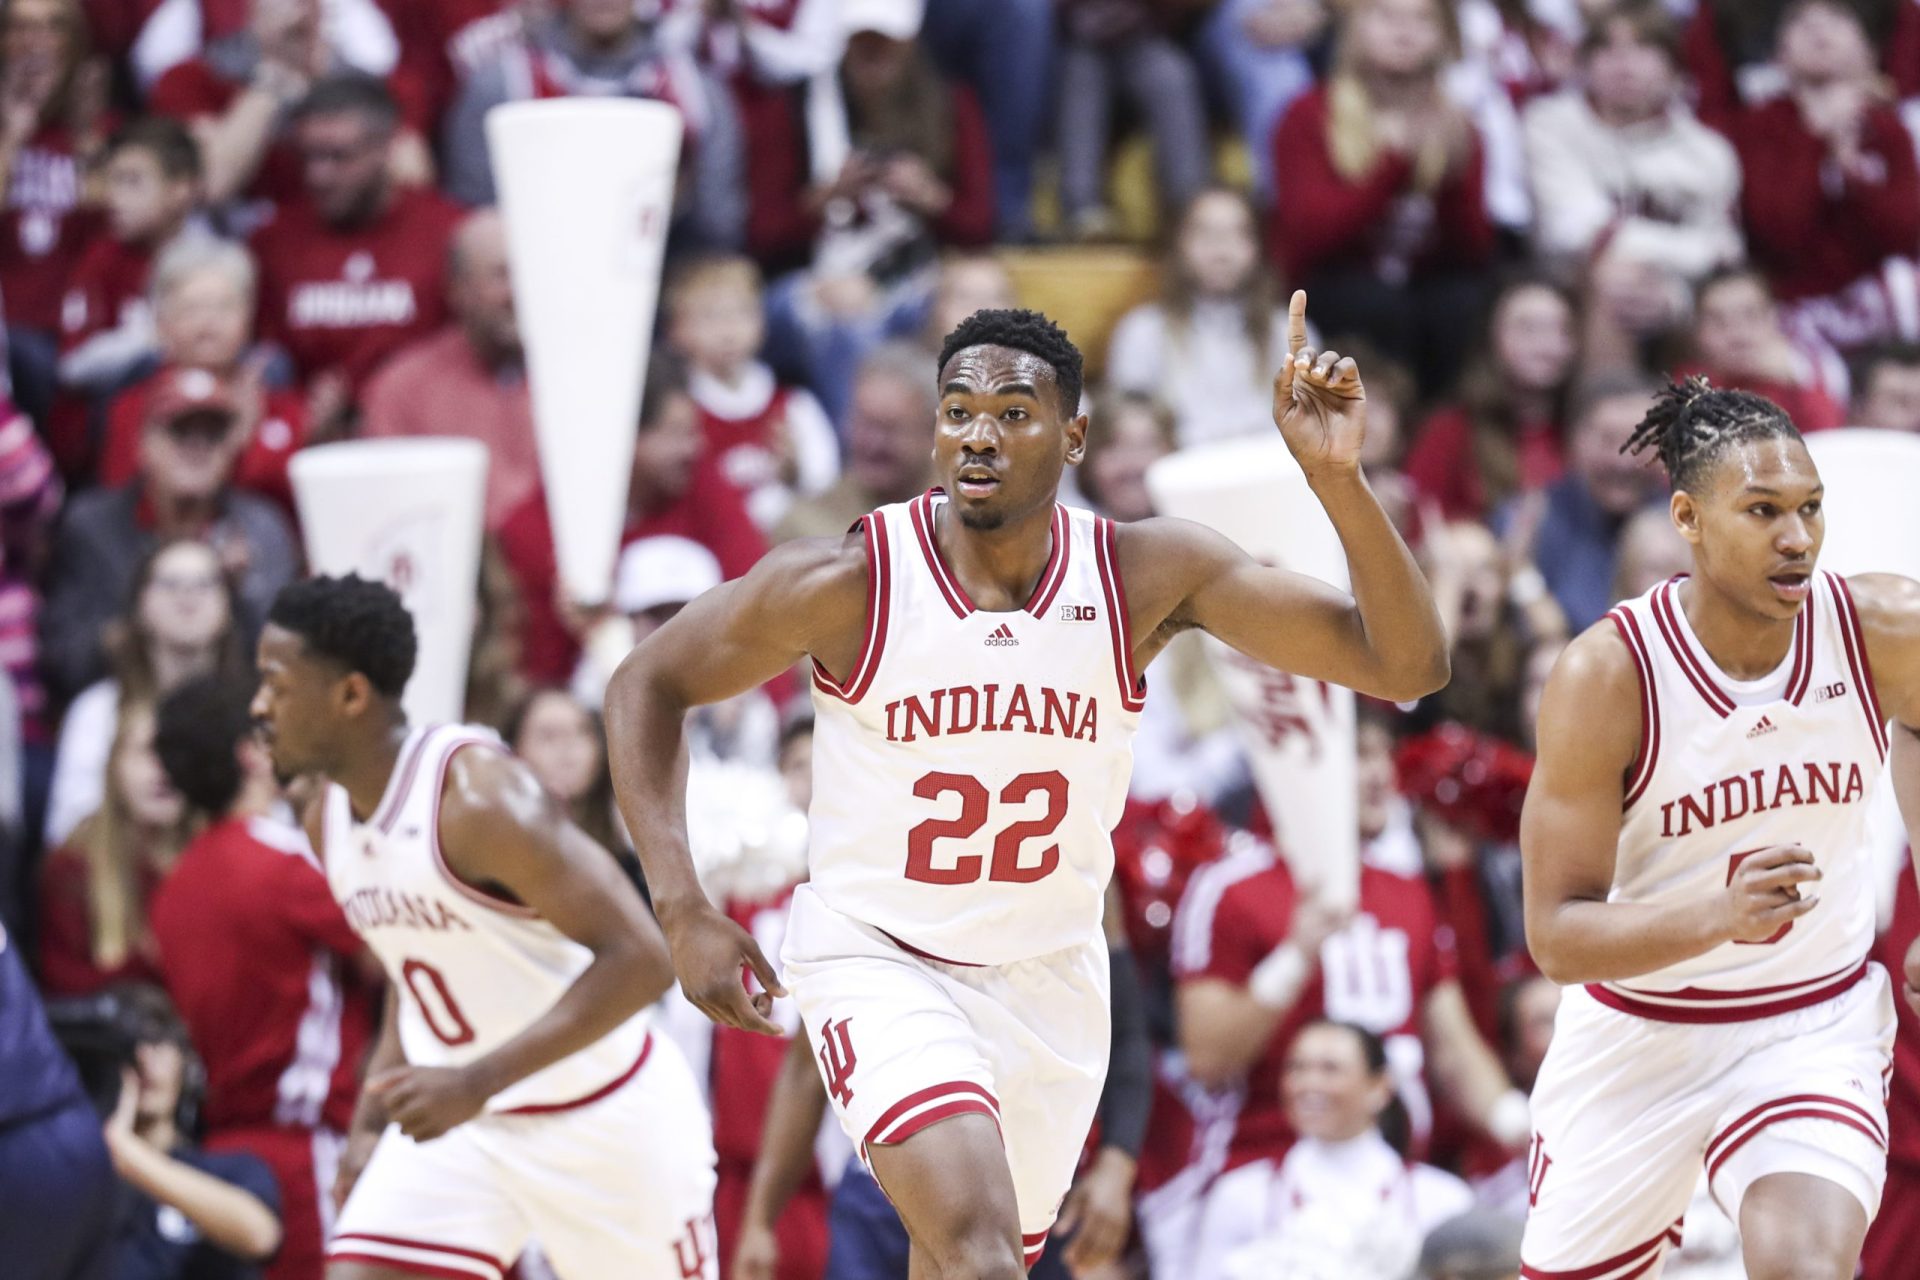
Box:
[1116,291,1449,703]
[1420,980,1529,1153]
[368,746,674,1141]
[1849,572,1920,1014]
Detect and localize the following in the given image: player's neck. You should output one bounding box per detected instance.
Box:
[336,720,413,824]
[933,496,1056,612]
[1676,576,1796,681]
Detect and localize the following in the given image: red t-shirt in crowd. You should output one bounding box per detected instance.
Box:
[1166,847,1456,1173]
[1268,86,1494,284]
[0,123,109,332]
[250,186,463,386]
[1861,863,1920,1280]
[58,235,155,355]
[388,0,522,127]
[148,815,373,1136]
[1672,361,1846,434]
[99,368,307,515]
[1403,406,1565,523]
[1722,97,1920,304]
[34,841,166,996]
[496,455,767,684]
[150,57,430,218]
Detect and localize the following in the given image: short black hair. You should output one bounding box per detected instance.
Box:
[293,73,399,134]
[155,674,255,815]
[106,116,202,182]
[268,574,417,698]
[1621,375,1803,492]
[937,308,1084,416]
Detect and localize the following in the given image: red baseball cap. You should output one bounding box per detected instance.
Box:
[145,367,239,431]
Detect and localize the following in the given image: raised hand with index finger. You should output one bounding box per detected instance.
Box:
[1273,289,1367,479]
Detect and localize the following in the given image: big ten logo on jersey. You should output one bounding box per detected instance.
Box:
[673,1212,719,1280]
[1216,649,1334,757]
[818,1018,857,1107]
[1320,913,1414,1031]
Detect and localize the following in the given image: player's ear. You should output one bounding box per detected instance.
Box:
[1670,489,1701,546]
[335,670,376,719]
[1064,413,1089,466]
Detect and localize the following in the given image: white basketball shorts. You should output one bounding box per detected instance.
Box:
[1520,963,1895,1280]
[780,883,1110,1269]
[327,1030,719,1280]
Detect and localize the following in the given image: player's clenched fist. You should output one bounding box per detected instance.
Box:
[663,902,788,1036]
[1720,845,1821,945]
[367,1064,490,1141]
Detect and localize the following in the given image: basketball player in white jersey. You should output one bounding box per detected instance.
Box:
[605,295,1451,1278]
[250,575,720,1280]
[1521,377,1920,1280]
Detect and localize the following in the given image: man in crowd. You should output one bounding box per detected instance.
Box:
[772,341,935,543]
[361,208,539,531]
[40,366,297,702]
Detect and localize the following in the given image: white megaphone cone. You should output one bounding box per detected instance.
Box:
[485,98,683,608]
[291,438,490,726]
[1147,438,1361,912]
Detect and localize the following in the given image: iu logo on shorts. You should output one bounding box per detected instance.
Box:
[818,1017,857,1106]
[673,1213,717,1279]
[1527,1134,1552,1208]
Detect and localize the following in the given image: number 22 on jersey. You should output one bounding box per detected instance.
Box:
[905,770,1069,886]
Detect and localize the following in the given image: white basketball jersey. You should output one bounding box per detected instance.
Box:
[1594,573,1888,1020]
[323,724,650,1111]
[808,491,1144,965]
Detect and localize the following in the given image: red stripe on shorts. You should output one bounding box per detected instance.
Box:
[1519,1221,1675,1280]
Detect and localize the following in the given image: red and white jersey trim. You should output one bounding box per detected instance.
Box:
[1520,1218,1683,1280]
[1604,605,1662,808]
[1587,957,1870,1023]
[863,1079,1001,1149]
[1095,517,1146,712]
[1704,1091,1886,1183]
[328,1232,507,1280]
[812,513,892,704]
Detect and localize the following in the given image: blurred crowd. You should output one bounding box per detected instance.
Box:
[3,0,1920,1278]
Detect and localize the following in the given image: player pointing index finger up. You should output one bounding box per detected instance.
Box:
[606,298,1447,1279]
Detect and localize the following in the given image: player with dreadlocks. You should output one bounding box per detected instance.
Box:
[1520,376,1920,1280]
[606,294,1449,1277]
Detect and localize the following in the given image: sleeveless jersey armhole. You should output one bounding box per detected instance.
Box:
[1829,573,1891,760]
[431,736,541,919]
[812,513,891,703]
[1606,607,1660,808]
[1094,516,1147,712]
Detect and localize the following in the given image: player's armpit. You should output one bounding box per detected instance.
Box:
[1847,571,1920,731]
[1520,625,1641,984]
[437,746,671,995]
[1116,513,1448,703]
[611,532,870,713]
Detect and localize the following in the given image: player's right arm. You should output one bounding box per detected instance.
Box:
[1522,623,1820,984]
[605,534,869,1035]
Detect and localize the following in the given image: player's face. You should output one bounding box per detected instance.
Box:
[1282,1024,1392,1143]
[935,345,1086,532]
[1679,437,1823,621]
[252,624,346,778]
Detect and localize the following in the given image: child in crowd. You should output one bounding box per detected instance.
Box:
[667,255,839,532]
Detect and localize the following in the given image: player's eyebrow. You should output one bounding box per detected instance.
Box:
[1740,484,1823,498]
[941,380,1041,400]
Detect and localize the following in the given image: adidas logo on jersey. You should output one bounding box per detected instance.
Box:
[984,623,1019,646]
[1747,716,1778,739]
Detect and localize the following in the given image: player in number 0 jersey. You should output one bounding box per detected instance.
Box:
[1521,379,1920,1280]
[606,298,1451,1276]
[251,576,720,1280]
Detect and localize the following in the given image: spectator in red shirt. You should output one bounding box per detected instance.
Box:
[498,351,766,684]
[150,674,376,1280]
[53,118,204,476]
[146,0,432,223]
[1268,0,1493,397]
[35,699,190,995]
[250,72,460,405]
[1678,265,1848,434]
[0,0,111,422]
[1404,274,1578,523]
[1720,0,1920,353]
[1851,343,1920,432]
[665,254,838,532]
[1862,846,1920,1280]
[100,239,307,511]
[359,208,538,532]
